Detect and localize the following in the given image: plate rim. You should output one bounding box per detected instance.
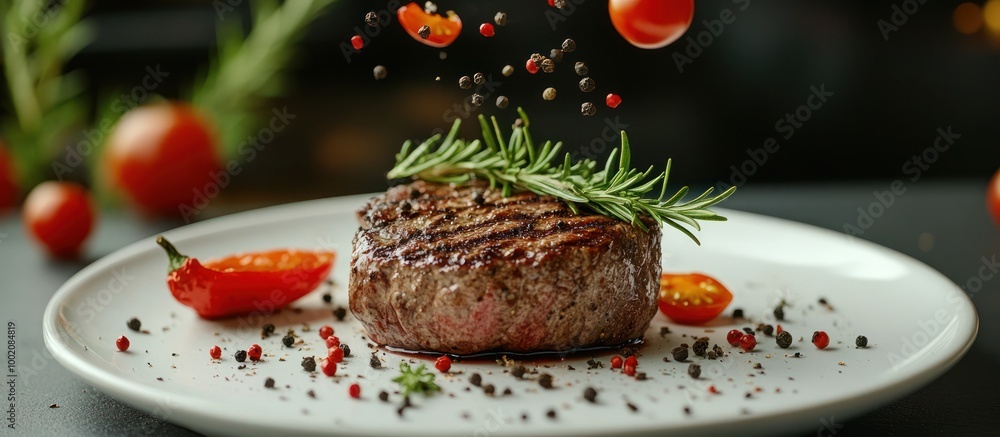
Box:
[42,194,980,436]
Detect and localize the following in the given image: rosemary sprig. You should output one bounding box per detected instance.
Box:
[392,362,441,397]
[387,109,736,244]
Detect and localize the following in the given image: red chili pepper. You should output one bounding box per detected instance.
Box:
[156,236,334,319]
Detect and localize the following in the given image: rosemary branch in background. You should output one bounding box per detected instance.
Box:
[0,0,92,188]
[192,0,337,157]
[387,109,736,244]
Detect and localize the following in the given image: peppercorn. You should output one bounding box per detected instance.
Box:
[688,363,701,379]
[341,344,351,357]
[562,38,576,52]
[732,308,744,319]
[707,351,717,360]
[332,307,347,321]
[459,76,472,89]
[502,65,514,77]
[209,345,222,359]
[636,372,647,380]
[365,11,379,27]
[115,336,129,352]
[369,354,382,369]
[282,335,294,347]
[542,87,557,101]
[538,373,554,389]
[574,62,588,75]
[776,331,793,348]
[819,297,828,305]
[549,49,564,63]
[495,96,509,109]
[541,58,555,73]
[553,0,567,8]
[262,323,275,337]
[743,327,755,335]
[739,334,757,352]
[349,383,361,399]
[610,355,623,369]
[763,325,774,336]
[494,11,508,26]
[856,335,868,348]
[692,338,709,356]
[470,373,482,386]
[322,293,332,304]
[581,102,596,116]
[579,77,595,92]
[471,94,485,106]
[417,25,431,39]
[484,384,496,396]
[546,409,557,419]
[774,305,785,321]
[127,318,141,332]
[512,365,526,378]
[301,356,316,372]
[379,390,389,402]
[473,72,485,85]
[247,344,262,362]
[812,331,830,349]
[264,377,275,389]
[584,387,597,403]
[373,65,387,80]
[671,346,688,361]
[235,350,247,362]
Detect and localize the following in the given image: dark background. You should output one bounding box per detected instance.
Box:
[48,0,997,210]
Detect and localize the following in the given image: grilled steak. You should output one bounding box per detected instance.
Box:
[349,180,662,355]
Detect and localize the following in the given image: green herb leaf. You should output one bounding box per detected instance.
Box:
[387,110,736,245]
[392,362,441,397]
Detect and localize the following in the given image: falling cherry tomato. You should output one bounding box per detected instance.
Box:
[988,167,1000,226]
[397,2,462,48]
[606,93,622,108]
[479,23,495,37]
[23,181,95,259]
[609,0,694,49]
[351,34,364,50]
[658,273,733,325]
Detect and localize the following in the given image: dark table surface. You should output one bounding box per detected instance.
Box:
[3,179,998,436]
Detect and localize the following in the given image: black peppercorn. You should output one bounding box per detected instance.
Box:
[856,335,868,348]
[776,331,793,348]
[369,354,382,369]
[743,327,755,335]
[264,377,275,388]
[688,363,701,379]
[235,350,247,362]
[553,0,567,8]
[495,96,509,109]
[379,390,389,402]
[459,76,472,89]
[692,338,709,356]
[635,372,647,380]
[581,102,596,116]
[471,94,485,106]
[584,387,597,402]
[549,49,564,63]
[282,335,294,347]
[322,293,332,303]
[546,409,557,419]
[365,11,379,27]
[530,53,544,66]
[126,318,141,332]
[262,323,275,337]
[333,307,347,321]
[511,365,526,378]
[763,325,774,336]
[417,25,431,39]
[774,305,785,321]
[538,373,554,389]
[301,356,316,372]
[578,77,595,92]
[671,346,688,361]
[732,308,744,319]
[470,373,482,386]
[707,351,717,360]
[561,38,576,52]
[574,62,588,75]
[473,72,485,85]
[340,344,351,357]
[494,11,507,26]
[484,384,496,396]
[541,58,555,73]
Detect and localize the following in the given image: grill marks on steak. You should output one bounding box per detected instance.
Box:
[350,180,662,354]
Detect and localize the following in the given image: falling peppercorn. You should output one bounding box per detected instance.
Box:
[301,356,316,372]
[856,335,869,348]
[473,72,485,85]
[459,76,472,89]
[373,65,387,80]
[574,62,588,76]
[584,387,597,403]
[671,346,688,361]
[235,350,247,362]
[542,88,557,101]
[282,335,294,347]
[471,94,485,106]
[365,11,379,27]
[417,25,431,39]
[581,102,596,116]
[549,49,564,63]
[774,304,785,321]
[776,331,793,348]
[578,77,595,92]
[494,11,508,26]
[540,58,555,73]
[127,318,141,332]
[502,65,514,77]
[688,363,701,379]
[496,96,509,109]
[763,325,774,336]
[561,38,576,52]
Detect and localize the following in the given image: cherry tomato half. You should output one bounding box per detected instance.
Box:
[104,103,221,218]
[609,0,694,49]
[0,141,18,214]
[658,273,733,325]
[989,167,1000,227]
[397,2,462,48]
[23,181,95,258]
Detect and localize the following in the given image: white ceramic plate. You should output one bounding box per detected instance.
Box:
[43,195,978,437]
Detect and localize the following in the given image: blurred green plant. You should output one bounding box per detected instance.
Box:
[191,0,337,157]
[0,0,93,189]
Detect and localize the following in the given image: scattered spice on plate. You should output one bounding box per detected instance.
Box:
[247,344,263,362]
[116,336,129,352]
[774,304,785,321]
[235,350,247,362]
[470,373,482,386]
[763,325,774,336]
[512,365,526,378]
[635,372,647,381]
[341,344,351,357]
[127,318,141,332]
[671,346,688,362]
[379,391,390,402]
[692,337,709,356]
[209,345,222,360]
[484,384,496,396]
[626,402,638,412]
[322,293,332,304]
[349,383,362,399]
[262,323,275,338]
[369,354,382,369]
[538,373,554,389]
[688,363,701,379]
[812,331,830,349]
[264,377,275,389]
[739,334,757,352]
[332,307,347,321]
[546,409,557,419]
[584,387,597,403]
[856,335,868,348]
[659,326,671,337]
[301,356,316,372]
[282,335,295,348]
[732,308,744,319]
[776,331,793,348]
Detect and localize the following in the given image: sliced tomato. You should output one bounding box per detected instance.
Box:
[397,2,461,48]
[658,273,733,325]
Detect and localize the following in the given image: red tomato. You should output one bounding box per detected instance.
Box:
[104,103,221,217]
[609,0,694,49]
[0,141,18,214]
[397,2,462,48]
[989,167,1000,226]
[23,181,95,258]
[658,273,733,325]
